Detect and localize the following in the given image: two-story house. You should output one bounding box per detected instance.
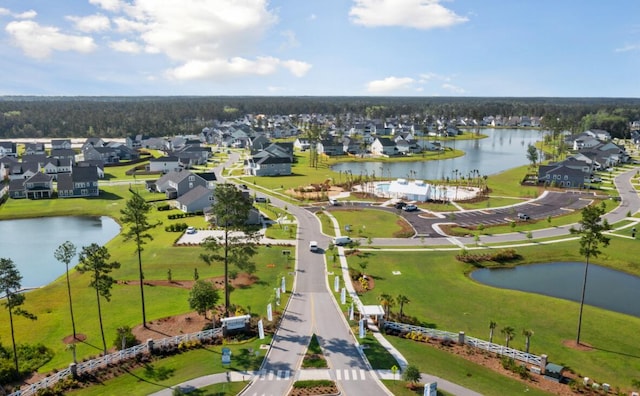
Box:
[0,142,18,158]
[9,172,54,199]
[370,137,397,156]
[154,170,210,199]
[57,166,100,198]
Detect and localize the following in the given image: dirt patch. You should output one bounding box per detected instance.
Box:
[351,275,375,293]
[562,339,594,351]
[62,333,87,345]
[289,383,338,396]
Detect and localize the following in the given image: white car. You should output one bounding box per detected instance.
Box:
[186,226,196,234]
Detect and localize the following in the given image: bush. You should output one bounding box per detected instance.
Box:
[113,326,139,350]
[292,380,334,388]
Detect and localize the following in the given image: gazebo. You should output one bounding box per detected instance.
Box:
[359,305,385,324]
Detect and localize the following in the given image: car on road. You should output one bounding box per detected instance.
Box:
[394,201,407,209]
[239,184,248,190]
[403,204,419,212]
[186,226,197,234]
[309,241,319,252]
[255,197,267,203]
[333,236,352,246]
[517,213,530,220]
[329,198,340,206]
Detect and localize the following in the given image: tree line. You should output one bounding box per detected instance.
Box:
[1,96,640,139]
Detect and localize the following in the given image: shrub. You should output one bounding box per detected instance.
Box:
[113,326,139,350]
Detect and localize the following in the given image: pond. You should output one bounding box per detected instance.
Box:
[331,128,543,180]
[0,216,120,289]
[470,262,640,318]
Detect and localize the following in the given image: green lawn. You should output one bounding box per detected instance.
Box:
[68,338,265,395]
[353,241,640,390]
[385,338,553,396]
[327,208,413,238]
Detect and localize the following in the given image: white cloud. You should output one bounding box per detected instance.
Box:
[0,8,10,16]
[89,0,124,12]
[6,20,96,59]
[108,0,309,79]
[419,72,450,83]
[350,0,468,29]
[109,39,142,53]
[615,44,640,53]
[366,76,415,93]
[15,10,37,19]
[66,14,110,32]
[166,57,311,80]
[280,30,299,51]
[442,83,465,94]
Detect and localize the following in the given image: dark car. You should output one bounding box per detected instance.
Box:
[255,197,267,203]
[403,204,419,212]
[517,213,530,220]
[394,201,407,209]
[239,184,248,190]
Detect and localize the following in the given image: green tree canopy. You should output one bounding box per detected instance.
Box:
[188,280,220,319]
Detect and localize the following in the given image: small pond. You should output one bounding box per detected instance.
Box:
[470,262,640,318]
[0,216,120,289]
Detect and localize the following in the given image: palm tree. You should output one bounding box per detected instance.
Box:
[522,329,534,353]
[378,293,394,320]
[396,295,410,320]
[54,241,78,339]
[501,326,515,348]
[489,321,497,343]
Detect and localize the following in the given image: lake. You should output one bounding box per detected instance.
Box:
[0,216,120,289]
[470,262,640,318]
[331,128,543,180]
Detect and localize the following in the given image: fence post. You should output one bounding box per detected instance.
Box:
[458,331,465,345]
[146,338,155,354]
[69,362,77,378]
[539,354,547,375]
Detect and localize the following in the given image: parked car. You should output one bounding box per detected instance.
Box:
[403,204,419,212]
[333,236,352,246]
[239,184,248,190]
[309,241,319,252]
[186,226,197,234]
[329,198,340,206]
[590,177,602,183]
[394,201,407,209]
[255,197,267,203]
[517,213,530,220]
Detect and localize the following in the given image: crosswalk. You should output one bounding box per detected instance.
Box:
[253,368,370,382]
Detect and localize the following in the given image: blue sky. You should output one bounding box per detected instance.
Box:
[1,0,639,97]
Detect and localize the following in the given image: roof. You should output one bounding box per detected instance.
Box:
[545,363,565,374]
[359,305,385,316]
[176,185,212,206]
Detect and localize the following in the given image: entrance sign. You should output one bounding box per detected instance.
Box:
[258,319,265,339]
[359,318,365,338]
[267,303,273,321]
[424,382,437,396]
[281,276,286,293]
[340,287,346,304]
[221,314,250,330]
[334,276,339,292]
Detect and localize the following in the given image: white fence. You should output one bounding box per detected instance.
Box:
[384,321,542,367]
[9,327,222,396]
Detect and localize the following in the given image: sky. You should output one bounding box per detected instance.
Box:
[0,0,639,97]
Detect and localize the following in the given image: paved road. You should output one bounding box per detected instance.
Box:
[241,200,390,396]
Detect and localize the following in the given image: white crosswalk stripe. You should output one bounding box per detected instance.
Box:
[334,369,368,381]
[256,370,292,381]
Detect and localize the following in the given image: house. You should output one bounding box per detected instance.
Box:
[293,138,311,151]
[9,172,54,199]
[148,156,181,173]
[154,170,210,198]
[43,157,72,180]
[76,160,105,178]
[57,166,100,198]
[23,142,46,156]
[83,145,120,164]
[370,137,397,156]
[245,155,292,176]
[316,139,345,156]
[585,129,611,142]
[50,148,77,164]
[250,134,271,153]
[51,139,72,150]
[174,185,214,213]
[195,172,218,189]
[0,156,19,179]
[538,164,586,188]
[0,142,18,158]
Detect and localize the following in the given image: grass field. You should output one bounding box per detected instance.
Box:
[326,208,413,238]
[353,240,640,389]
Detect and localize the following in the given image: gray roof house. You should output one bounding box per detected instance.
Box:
[154,170,210,199]
[50,148,77,164]
[0,141,18,158]
[57,166,100,198]
[148,156,181,173]
[23,142,46,156]
[9,171,54,199]
[371,137,397,156]
[51,139,72,150]
[174,185,214,213]
[538,164,586,188]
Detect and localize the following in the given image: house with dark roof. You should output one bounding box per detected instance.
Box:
[76,160,105,178]
[316,139,345,156]
[371,137,397,156]
[538,163,587,188]
[0,156,18,179]
[148,156,181,173]
[43,157,72,180]
[57,166,100,198]
[154,170,210,198]
[244,143,293,176]
[23,142,46,156]
[9,172,54,199]
[50,148,77,164]
[51,139,72,150]
[0,142,18,158]
[83,145,120,164]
